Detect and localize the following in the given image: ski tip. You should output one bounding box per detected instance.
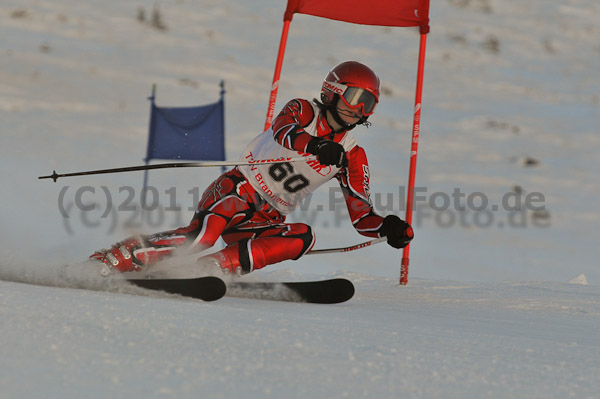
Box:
[302,278,354,304]
[227,278,355,304]
[128,276,226,302]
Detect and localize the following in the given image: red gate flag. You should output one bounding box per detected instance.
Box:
[265,0,430,130]
[265,0,431,285]
[284,0,429,30]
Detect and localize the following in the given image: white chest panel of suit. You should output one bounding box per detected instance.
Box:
[239,104,357,214]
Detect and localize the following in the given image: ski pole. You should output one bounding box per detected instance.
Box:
[38,156,317,182]
[307,237,386,255]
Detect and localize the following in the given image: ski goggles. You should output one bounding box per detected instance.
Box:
[322,81,379,116]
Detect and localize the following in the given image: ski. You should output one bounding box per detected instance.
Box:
[127,276,226,302]
[127,276,354,304]
[227,278,355,304]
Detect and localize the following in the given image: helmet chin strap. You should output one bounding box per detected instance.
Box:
[326,106,371,133]
[327,106,355,132]
[326,95,364,132]
[319,95,371,133]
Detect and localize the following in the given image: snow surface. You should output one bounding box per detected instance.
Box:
[1,0,599,397]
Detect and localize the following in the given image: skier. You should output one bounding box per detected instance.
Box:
[90,61,414,276]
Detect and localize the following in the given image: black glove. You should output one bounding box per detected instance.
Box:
[380,215,414,249]
[307,139,347,168]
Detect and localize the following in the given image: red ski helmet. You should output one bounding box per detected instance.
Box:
[321,61,380,117]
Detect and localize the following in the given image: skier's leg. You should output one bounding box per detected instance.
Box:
[198,222,316,275]
[90,169,253,273]
[89,211,230,273]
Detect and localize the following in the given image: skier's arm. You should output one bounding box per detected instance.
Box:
[272,99,346,167]
[337,147,414,247]
[271,99,317,153]
[336,146,384,238]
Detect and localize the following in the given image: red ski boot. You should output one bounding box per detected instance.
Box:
[198,242,245,276]
[90,236,146,275]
